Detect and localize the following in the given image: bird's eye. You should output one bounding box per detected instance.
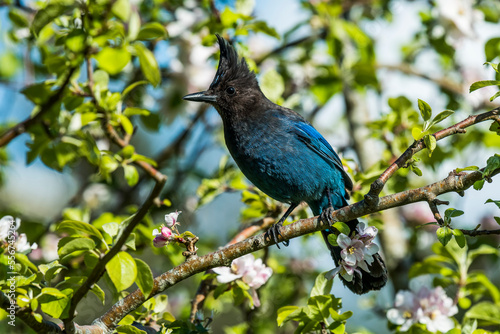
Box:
[226,87,236,95]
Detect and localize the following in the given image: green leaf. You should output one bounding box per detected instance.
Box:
[485,199,500,209]
[121,80,149,99]
[9,9,29,28]
[467,244,498,266]
[103,222,119,238]
[32,0,74,36]
[452,229,466,248]
[15,253,38,272]
[137,22,167,40]
[307,295,332,322]
[39,261,67,282]
[444,208,464,219]
[436,226,452,246]
[105,251,137,292]
[417,99,432,121]
[116,324,147,334]
[111,0,131,22]
[58,237,95,257]
[277,305,300,326]
[41,287,67,299]
[125,233,136,250]
[490,90,500,101]
[90,283,105,305]
[123,107,150,117]
[310,272,333,297]
[123,164,139,186]
[411,164,423,176]
[39,289,71,319]
[94,47,131,75]
[332,221,350,235]
[57,220,104,241]
[430,110,454,127]
[469,80,500,93]
[327,233,338,247]
[134,258,154,298]
[246,21,280,39]
[213,283,230,299]
[473,179,485,190]
[424,135,437,156]
[134,43,161,87]
[485,38,500,62]
[65,29,86,53]
[21,82,53,105]
[465,301,500,325]
[411,126,423,140]
[484,154,500,177]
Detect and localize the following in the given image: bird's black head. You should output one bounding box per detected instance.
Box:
[183,35,264,117]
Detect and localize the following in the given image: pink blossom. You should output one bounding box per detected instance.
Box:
[160,226,172,238]
[152,228,170,248]
[165,211,181,228]
[387,285,458,333]
[213,254,272,308]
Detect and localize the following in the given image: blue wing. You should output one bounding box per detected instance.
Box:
[293,121,354,191]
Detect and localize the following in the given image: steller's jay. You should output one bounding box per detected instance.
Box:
[184,35,387,294]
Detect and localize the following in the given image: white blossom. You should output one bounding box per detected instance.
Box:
[387,285,458,333]
[328,223,381,282]
[213,254,273,308]
[1,216,37,254]
[435,0,483,46]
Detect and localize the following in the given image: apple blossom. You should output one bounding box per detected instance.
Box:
[165,211,181,228]
[387,285,458,333]
[328,223,381,282]
[213,254,272,308]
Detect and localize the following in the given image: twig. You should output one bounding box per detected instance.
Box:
[0,67,77,148]
[364,107,500,207]
[427,198,449,226]
[460,228,500,236]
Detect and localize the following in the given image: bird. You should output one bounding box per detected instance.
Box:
[183,34,387,294]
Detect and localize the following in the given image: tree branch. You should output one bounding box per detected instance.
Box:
[94,166,498,332]
[0,67,77,148]
[364,107,500,207]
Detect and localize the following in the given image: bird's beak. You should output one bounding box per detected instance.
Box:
[183,91,217,103]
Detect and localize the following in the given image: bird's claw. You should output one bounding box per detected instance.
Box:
[265,223,289,249]
[319,207,335,227]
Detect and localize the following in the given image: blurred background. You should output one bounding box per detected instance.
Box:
[0,0,499,333]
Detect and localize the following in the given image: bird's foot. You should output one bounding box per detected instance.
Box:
[319,207,335,227]
[265,221,289,249]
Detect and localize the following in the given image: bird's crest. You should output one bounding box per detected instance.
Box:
[210,34,257,89]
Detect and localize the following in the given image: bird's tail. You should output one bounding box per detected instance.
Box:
[320,219,387,294]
